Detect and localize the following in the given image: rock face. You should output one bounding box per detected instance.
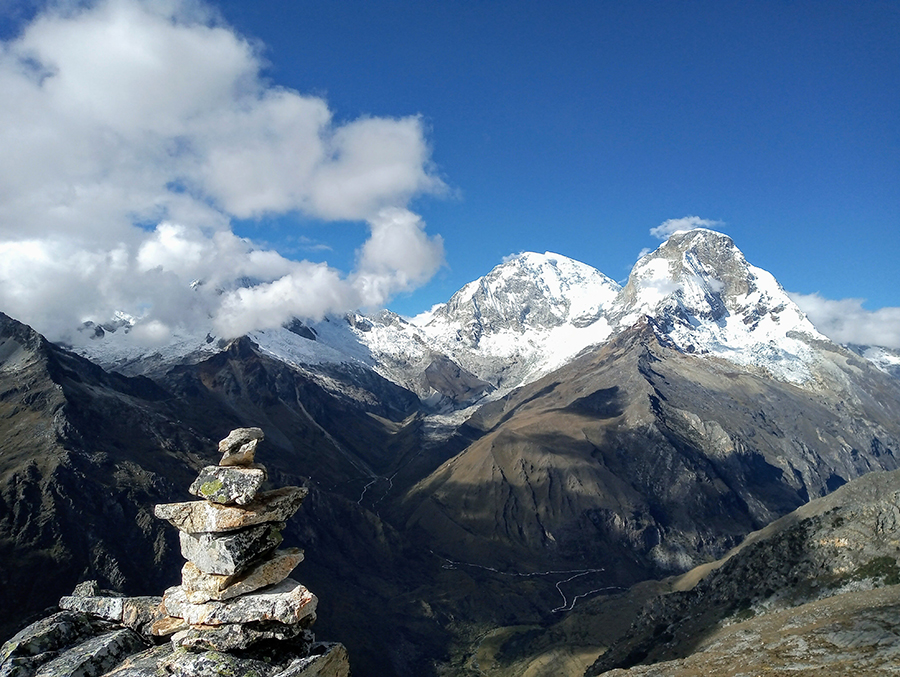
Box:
[0,429,350,677]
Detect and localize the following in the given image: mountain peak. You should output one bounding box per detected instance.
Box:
[619,229,750,320]
[614,229,826,382]
[426,250,620,338]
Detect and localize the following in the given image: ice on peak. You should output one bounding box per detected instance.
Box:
[614,227,829,383]
[430,250,620,327]
[69,230,868,405]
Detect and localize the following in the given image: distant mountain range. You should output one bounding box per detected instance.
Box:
[3,229,900,676]
[75,229,900,401]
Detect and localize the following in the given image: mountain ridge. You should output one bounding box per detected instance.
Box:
[71,230,897,415]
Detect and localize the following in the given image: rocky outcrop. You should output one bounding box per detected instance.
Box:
[0,429,349,677]
[587,468,900,675]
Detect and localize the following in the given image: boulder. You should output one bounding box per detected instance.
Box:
[29,628,145,677]
[0,612,93,666]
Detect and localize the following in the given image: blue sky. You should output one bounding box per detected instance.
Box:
[0,0,897,346]
[212,0,899,313]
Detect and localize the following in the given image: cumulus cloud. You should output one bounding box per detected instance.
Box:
[0,0,445,344]
[789,293,900,349]
[650,216,724,240]
[211,207,444,337]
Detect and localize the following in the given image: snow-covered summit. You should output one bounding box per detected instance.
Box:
[615,229,829,382]
[403,251,621,391]
[421,251,620,339]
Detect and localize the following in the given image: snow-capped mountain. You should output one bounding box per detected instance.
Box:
[72,229,893,410]
[411,251,620,388]
[613,229,829,383]
[5,231,900,676]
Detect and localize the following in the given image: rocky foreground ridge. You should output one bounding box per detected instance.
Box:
[0,429,349,677]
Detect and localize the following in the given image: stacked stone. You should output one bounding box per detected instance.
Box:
[152,428,317,653]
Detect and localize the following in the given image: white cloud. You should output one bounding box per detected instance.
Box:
[0,0,446,344]
[789,292,900,349]
[353,208,445,308]
[211,207,444,337]
[650,216,724,240]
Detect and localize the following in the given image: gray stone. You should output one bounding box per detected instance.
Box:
[218,428,264,467]
[159,647,273,677]
[1,612,93,664]
[273,644,350,677]
[32,628,144,677]
[54,596,159,631]
[188,465,267,506]
[57,597,124,624]
[170,622,312,652]
[70,582,99,598]
[182,548,304,603]
[120,598,163,635]
[155,487,307,534]
[179,522,284,576]
[163,578,317,626]
[100,645,175,677]
[149,616,188,638]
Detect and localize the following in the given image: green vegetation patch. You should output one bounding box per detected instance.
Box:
[852,556,900,585]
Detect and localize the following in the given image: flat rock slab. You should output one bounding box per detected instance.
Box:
[32,628,145,677]
[182,548,304,603]
[57,596,163,632]
[163,578,317,627]
[189,465,267,506]
[58,595,124,623]
[155,487,308,533]
[171,622,312,652]
[179,522,284,576]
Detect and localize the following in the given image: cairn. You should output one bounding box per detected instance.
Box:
[1,428,349,677]
[153,428,325,654]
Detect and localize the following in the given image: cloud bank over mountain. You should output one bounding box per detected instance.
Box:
[789,293,900,350]
[0,0,444,343]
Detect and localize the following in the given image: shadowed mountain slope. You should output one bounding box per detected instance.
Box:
[0,313,449,676]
